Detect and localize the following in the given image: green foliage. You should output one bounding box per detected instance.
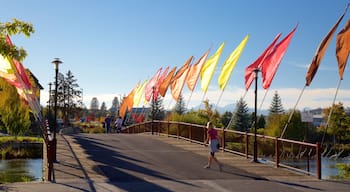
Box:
[197,99,221,126]
[230,97,250,131]
[0,136,42,143]
[220,111,233,128]
[257,114,266,128]
[0,79,31,136]
[148,95,165,120]
[320,102,350,144]
[269,91,284,115]
[335,163,350,179]
[265,110,304,140]
[169,110,207,125]
[0,19,34,61]
[173,94,186,115]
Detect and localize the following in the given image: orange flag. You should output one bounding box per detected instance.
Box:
[171,64,191,101]
[153,66,169,100]
[306,6,347,86]
[159,66,177,97]
[336,19,350,80]
[186,50,210,91]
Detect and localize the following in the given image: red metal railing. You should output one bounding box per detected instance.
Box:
[124,120,322,179]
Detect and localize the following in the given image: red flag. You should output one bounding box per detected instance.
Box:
[336,19,350,80]
[245,33,281,90]
[262,25,297,89]
[153,66,169,100]
[144,68,162,102]
[6,35,32,90]
[186,50,209,91]
[306,7,347,86]
[159,66,177,97]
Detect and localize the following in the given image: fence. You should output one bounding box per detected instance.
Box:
[124,120,322,179]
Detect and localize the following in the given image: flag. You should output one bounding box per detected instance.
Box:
[144,67,162,102]
[218,35,249,90]
[173,56,193,81]
[306,8,347,86]
[186,49,210,91]
[245,33,281,90]
[200,42,225,92]
[171,64,191,101]
[153,66,169,100]
[159,66,177,97]
[133,80,147,107]
[336,19,350,80]
[0,54,17,83]
[262,24,298,89]
[6,35,32,89]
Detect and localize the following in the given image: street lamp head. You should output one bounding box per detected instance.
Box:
[52,58,63,70]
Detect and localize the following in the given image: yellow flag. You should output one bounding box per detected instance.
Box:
[133,80,147,107]
[218,35,249,90]
[200,42,225,92]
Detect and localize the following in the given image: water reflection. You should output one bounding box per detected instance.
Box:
[0,159,42,183]
[281,158,349,179]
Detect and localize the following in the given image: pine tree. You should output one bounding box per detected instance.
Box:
[269,91,284,114]
[230,97,250,131]
[149,95,165,120]
[173,94,186,115]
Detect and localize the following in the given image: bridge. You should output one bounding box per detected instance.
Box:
[1,122,350,192]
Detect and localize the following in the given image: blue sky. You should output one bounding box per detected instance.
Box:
[1,0,350,111]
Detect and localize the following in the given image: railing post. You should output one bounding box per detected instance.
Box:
[167,121,170,137]
[203,126,207,144]
[177,123,180,138]
[245,131,249,159]
[158,121,161,135]
[189,124,192,142]
[275,137,280,168]
[316,142,322,179]
[222,127,225,152]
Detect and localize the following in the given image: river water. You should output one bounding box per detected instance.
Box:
[280,157,349,179]
[0,159,42,183]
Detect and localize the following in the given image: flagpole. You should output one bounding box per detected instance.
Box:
[186,91,194,109]
[280,85,306,139]
[321,79,342,145]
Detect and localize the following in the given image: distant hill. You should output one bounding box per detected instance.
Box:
[188,103,269,115]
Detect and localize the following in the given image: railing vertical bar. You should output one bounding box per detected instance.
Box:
[245,131,249,159]
[316,142,322,179]
[275,137,280,168]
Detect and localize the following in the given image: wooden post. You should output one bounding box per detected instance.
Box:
[316,142,322,179]
[275,137,280,168]
[245,131,249,159]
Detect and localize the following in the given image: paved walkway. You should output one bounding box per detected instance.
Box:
[0,133,349,192]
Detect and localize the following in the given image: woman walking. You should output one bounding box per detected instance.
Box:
[204,121,223,171]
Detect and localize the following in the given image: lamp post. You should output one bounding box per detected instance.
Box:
[52,58,62,162]
[253,68,259,163]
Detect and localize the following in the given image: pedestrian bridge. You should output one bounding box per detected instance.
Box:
[3,131,350,192]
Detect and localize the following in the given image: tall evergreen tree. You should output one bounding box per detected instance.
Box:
[148,95,165,120]
[173,94,186,115]
[230,97,250,131]
[257,114,266,128]
[269,91,284,114]
[109,96,120,116]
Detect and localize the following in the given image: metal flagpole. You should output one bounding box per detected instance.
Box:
[280,85,307,139]
[321,79,342,145]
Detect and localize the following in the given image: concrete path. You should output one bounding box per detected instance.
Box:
[0,133,349,192]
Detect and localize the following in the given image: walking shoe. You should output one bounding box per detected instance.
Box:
[203,165,210,169]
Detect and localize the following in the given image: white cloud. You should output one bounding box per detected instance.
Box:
[40,87,350,111]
